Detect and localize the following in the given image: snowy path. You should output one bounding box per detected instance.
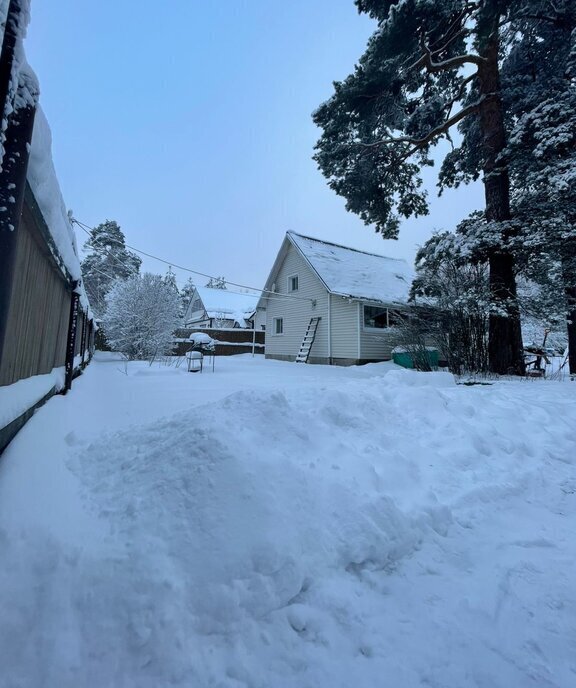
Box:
[0,354,575,687]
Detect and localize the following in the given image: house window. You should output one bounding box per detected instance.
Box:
[288,274,299,292]
[191,298,202,312]
[363,305,389,329]
[387,310,404,327]
[273,317,284,335]
[363,306,404,329]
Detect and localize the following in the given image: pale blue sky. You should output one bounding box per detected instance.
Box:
[26,1,483,289]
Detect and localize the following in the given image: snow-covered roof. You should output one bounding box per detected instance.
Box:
[27,108,81,282]
[0,1,91,314]
[288,231,413,304]
[192,287,260,328]
[27,108,92,314]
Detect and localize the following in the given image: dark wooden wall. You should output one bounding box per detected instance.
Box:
[0,191,93,387]
[174,327,265,357]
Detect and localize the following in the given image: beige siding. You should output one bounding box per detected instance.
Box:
[329,294,359,359]
[253,308,266,331]
[264,244,328,361]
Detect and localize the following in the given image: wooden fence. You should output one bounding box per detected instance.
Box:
[0,3,94,453]
[174,327,265,357]
[0,184,94,452]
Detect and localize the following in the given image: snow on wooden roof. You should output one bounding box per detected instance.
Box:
[194,287,260,327]
[27,108,81,283]
[288,231,413,304]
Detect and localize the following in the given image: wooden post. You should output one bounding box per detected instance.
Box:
[79,308,87,367]
[64,283,80,392]
[0,0,21,119]
[0,102,36,367]
[0,1,36,369]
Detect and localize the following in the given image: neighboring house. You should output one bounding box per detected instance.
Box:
[256,231,414,365]
[184,286,261,329]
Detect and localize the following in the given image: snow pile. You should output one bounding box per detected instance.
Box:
[289,231,414,304]
[0,366,64,429]
[0,359,575,687]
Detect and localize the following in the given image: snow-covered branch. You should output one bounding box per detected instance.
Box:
[358,98,484,154]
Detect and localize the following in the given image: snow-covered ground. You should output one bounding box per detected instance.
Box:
[0,353,575,688]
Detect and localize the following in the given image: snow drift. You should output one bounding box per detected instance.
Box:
[0,362,575,687]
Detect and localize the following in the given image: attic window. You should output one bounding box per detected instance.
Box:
[288,274,299,292]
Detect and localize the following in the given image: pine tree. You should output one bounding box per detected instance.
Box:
[206,276,227,289]
[163,267,183,317]
[312,1,568,375]
[180,277,196,321]
[163,266,179,293]
[80,220,141,319]
[501,4,576,371]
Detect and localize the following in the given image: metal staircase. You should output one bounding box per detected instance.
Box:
[295,317,321,363]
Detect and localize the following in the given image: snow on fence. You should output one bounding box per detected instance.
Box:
[0,184,95,453]
[173,328,265,357]
[0,7,94,452]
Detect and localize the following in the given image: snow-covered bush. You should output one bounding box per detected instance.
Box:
[102,273,181,361]
[411,233,490,376]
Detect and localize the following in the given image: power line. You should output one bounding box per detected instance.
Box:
[72,217,314,303]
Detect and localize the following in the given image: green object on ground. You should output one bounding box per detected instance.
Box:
[393,349,439,370]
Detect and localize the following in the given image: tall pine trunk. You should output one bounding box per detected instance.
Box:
[477,34,525,375]
[561,247,576,375]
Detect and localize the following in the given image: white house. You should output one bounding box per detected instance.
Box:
[256,231,414,365]
[184,286,261,329]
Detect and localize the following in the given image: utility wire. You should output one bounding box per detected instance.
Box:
[72,217,314,303]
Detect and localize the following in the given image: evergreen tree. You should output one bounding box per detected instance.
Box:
[313,1,567,375]
[81,220,141,319]
[501,4,576,371]
[420,3,576,370]
[163,267,183,317]
[206,276,227,289]
[163,266,179,293]
[180,277,196,320]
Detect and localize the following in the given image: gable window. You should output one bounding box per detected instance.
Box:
[273,317,284,335]
[287,274,299,292]
[363,306,405,329]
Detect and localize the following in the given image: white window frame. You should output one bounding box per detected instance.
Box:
[287,274,299,293]
[273,317,284,335]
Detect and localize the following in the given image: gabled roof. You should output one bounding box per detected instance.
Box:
[190,287,260,327]
[261,231,413,305]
